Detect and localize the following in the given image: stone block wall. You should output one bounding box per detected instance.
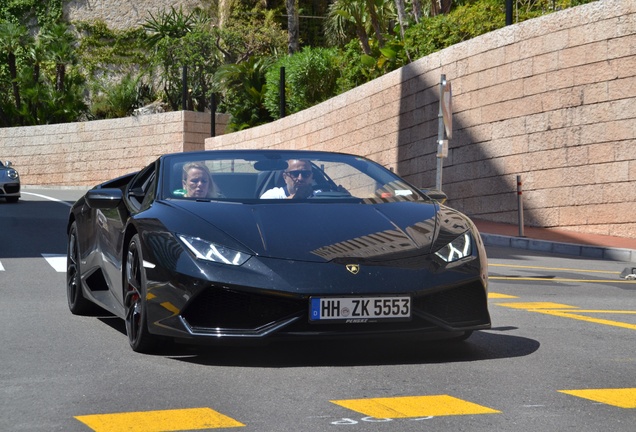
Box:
[63,0,203,29]
[0,112,228,186]
[205,0,636,239]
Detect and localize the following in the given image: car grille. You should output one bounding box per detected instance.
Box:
[181,281,489,334]
[1,183,20,194]
[182,288,305,329]
[413,281,489,326]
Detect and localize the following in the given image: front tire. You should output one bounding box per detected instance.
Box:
[67,222,98,315]
[124,234,159,353]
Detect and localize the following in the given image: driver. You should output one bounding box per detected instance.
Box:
[260,159,315,199]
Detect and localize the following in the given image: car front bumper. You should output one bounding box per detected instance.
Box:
[0,181,20,198]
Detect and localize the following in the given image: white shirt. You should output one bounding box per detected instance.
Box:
[260,187,288,199]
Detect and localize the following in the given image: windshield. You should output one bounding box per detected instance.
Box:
[160,150,426,203]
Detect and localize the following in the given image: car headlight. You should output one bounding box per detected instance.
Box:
[178,234,250,266]
[7,169,19,180]
[435,232,472,263]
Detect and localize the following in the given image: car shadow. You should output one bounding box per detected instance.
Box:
[168,331,538,367]
[98,316,538,366]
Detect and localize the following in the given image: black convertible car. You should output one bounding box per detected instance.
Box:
[67,150,490,353]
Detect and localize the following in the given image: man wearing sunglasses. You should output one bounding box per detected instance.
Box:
[261,159,315,199]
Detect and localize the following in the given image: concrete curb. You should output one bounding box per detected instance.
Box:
[480,233,636,263]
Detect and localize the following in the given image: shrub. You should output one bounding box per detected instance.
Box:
[264,47,340,119]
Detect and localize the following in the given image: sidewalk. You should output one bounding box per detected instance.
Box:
[473,219,636,263]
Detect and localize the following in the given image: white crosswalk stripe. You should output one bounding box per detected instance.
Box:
[0,255,66,272]
[42,254,67,272]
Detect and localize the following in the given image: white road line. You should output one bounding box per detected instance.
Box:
[42,254,67,272]
[0,255,66,272]
[21,191,73,207]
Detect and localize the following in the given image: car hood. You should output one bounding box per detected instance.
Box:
[169,200,457,263]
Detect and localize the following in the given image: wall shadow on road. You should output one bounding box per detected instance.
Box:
[0,199,72,258]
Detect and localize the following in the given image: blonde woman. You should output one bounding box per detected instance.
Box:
[182,162,222,198]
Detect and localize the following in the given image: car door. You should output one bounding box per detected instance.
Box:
[99,163,157,311]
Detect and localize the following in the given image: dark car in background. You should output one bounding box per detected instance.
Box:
[67,150,491,353]
[0,160,20,203]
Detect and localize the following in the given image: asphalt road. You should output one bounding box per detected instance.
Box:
[1,189,634,432]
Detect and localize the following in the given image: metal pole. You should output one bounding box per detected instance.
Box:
[279,67,286,118]
[517,175,525,237]
[436,74,446,191]
[506,0,513,25]
[210,93,216,137]
[182,66,188,111]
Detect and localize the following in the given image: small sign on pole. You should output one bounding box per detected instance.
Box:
[441,79,452,139]
[436,74,452,190]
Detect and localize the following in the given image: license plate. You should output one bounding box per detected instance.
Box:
[309,296,411,323]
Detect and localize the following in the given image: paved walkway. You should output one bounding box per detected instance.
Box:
[473,219,636,263]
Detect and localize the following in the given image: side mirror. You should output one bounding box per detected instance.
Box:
[5,161,12,167]
[420,188,447,204]
[86,188,123,209]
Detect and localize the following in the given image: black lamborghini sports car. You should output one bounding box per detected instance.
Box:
[67,150,490,353]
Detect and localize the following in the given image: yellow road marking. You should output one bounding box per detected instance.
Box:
[489,276,635,283]
[557,310,636,314]
[497,302,578,310]
[488,292,518,299]
[331,395,500,418]
[536,310,636,330]
[75,408,245,432]
[489,263,621,275]
[497,302,636,330]
[559,388,636,408]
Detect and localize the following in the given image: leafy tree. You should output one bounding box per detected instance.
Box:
[143,6,222,111]
[18,67,88,125]
[394,0,409,39]
[264,47,340,119]
[325,0,397,55]
[40,22,76,92]
[334,37,407,93]
[89,73,152,119]
[214,56,276,130]
[0,1,88,126]
[214,4,287,64]
[286,0,300,54]
[404,0,505,59]
[325,0,373,55]
[74,21,156,120]
[0,21,28,112]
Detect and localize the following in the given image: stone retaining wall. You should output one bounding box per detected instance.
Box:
[0,112,228,185]
[1,0,634,238]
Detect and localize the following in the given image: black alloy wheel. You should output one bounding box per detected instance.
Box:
[124,234,158,353]
[67,222,97,315]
